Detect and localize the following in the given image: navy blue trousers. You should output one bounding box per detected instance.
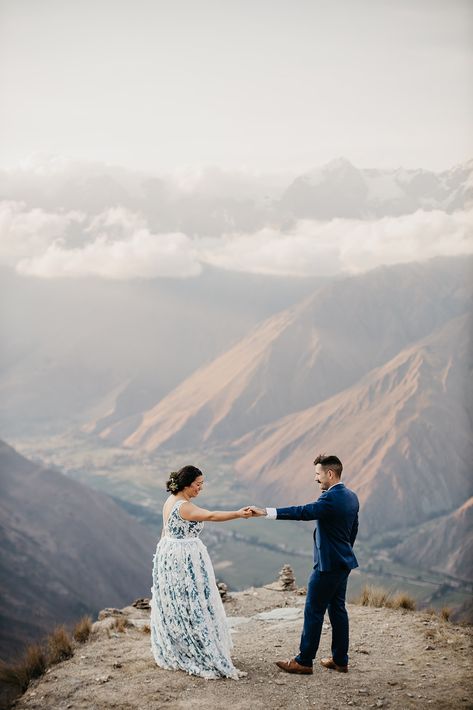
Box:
[295,566,350,668]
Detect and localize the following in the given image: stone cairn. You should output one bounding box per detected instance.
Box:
[264,563,297,591]
[278,564,296,591]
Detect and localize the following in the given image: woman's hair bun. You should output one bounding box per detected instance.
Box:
[166,465,203,494]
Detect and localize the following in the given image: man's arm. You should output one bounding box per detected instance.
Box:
[250,495,333,521]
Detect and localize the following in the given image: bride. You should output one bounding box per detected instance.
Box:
[150,465,253,679]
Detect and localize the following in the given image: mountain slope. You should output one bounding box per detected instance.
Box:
[109,257,472,452]
[392,498,473,582]
[0,440,158,660]
[0,266,315,437]
[234,313,473,543]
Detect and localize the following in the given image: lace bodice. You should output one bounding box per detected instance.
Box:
[164,499,204,539]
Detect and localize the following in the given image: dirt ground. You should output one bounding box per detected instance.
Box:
[12,587,473,710]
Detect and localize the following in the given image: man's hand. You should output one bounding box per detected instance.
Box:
[248,506,267,517]
[237,507,254,518]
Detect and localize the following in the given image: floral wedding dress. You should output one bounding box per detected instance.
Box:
[150,498,239,679]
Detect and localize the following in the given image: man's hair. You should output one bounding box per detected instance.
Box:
[313,453,343,478]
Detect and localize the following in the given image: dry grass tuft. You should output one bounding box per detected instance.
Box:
[73,616,93,644]
[0,643,47,693]
[439,606,452,622]
[357,585,416,611]
[357,585,391,608]
[423,607,437,618]
[141,624,151,634]
[389,592,416,611]
[47,626,74,665]
[111,616,130,633]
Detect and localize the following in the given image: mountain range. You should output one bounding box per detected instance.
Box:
[234,313,472,537]
[103,258,471,458]
[1,157,471,236]
[279,157,473,219]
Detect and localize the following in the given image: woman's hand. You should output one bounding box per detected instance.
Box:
[237,506,254,518]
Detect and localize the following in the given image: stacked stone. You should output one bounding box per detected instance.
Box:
[278,564,296,591]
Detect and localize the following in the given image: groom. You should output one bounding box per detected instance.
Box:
[251,453,359,675]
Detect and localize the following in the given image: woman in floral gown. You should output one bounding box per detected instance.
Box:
[150,465,252,679]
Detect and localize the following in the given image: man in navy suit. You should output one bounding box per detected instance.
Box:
[251,453,359,675]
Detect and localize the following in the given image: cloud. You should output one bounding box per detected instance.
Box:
[0,201,84,267]
[17,229,201,280]
[1,199,472,280]
[0,202,200,279]
[198,209,473,277]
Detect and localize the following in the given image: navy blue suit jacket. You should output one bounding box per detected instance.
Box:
[276,483,359,572]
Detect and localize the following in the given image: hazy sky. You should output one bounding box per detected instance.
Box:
[0,0,471,173]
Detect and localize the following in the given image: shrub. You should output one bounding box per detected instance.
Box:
[73,616,92,644]
[47,626,73,665]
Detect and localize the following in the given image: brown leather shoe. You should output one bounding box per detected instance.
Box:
[275,658,313,675]
[320,657,348,673]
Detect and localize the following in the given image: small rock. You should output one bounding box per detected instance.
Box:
[132,597,151,610]
[112,662,123,669]
[376,702,384,708]
[358,689,369,695]
[98,608,125,620]
[217,581,229,601]
[407,692,414,698]
[396,661,405,666]
[425,645,434,651]
[95,675,111,684]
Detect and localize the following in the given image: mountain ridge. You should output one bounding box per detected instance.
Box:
[0,440,157,659]
[104,257,472,454]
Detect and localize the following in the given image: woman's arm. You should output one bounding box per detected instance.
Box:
[180,502,252,522]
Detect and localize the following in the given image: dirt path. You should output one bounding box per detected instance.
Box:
[13,588,472,710]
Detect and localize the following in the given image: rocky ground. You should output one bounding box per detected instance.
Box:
[11,587,473,710]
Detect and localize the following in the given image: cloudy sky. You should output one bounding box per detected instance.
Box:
[0,0,471,280]
[0,0,472,173]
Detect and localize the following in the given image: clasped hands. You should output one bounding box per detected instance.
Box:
[238,506,266,518]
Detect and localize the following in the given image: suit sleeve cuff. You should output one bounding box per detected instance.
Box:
[265,507,277,519]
